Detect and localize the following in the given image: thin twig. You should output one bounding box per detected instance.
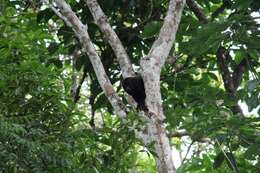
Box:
[216,139,238,173]
[72,71,87,103]
[181,140,194,164]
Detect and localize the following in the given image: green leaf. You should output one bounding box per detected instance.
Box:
[244,144,260,160]
[207,72,218,81]
[248,36,260,49]
[248,49,260,61]
[234,51,246,64]
[140,21,162,39]
[233,0,253,10]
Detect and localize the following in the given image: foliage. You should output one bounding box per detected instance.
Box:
[0,2,144,172]
[0,0,260,172]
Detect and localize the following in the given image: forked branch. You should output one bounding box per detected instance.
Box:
[47,0,127,118]
[84,0,135,78]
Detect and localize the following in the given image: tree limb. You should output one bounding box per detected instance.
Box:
[185,1,245,116]
[168,130,212,143]
[84,0,135,78]
[71,70,87,103]
[216,46,235,94]
[144,0,186,69]
[186,0,244,96]
[186,0,208,23]
[181,140,194,164]
[49,0,127,118]
[140,1,186,172]
[232,58,247,90]
[45,0,152,150]
[47,0,186,172]
[169,130,189,137]
[216,46,244,115]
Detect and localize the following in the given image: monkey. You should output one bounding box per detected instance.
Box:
[121,76,148,111]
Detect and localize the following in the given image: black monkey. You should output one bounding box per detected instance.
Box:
[121,76,148,111]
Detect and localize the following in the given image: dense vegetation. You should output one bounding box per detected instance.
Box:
[0,0,259,172]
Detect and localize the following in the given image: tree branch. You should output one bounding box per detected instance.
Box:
[185,0,245,117]
[216,46,235,94]
[186,0,208,23]
[45,0,152,151]
[71,70,87,103]
[139,1,186,172]
[47,0,187,172]
[144,0,186,69]
[216,46,244,115]
[185,0,244,116]
[232,58,247,90]
[49,0,127,119]
[84,0,135,78]
[186,0,244,95]
[89,92,96,128]
[42,0,72,27]
[181,140,194,164]
[168,130,212,143]
[169,130,189,137]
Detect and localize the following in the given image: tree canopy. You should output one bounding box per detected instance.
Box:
[0,0,259,172]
